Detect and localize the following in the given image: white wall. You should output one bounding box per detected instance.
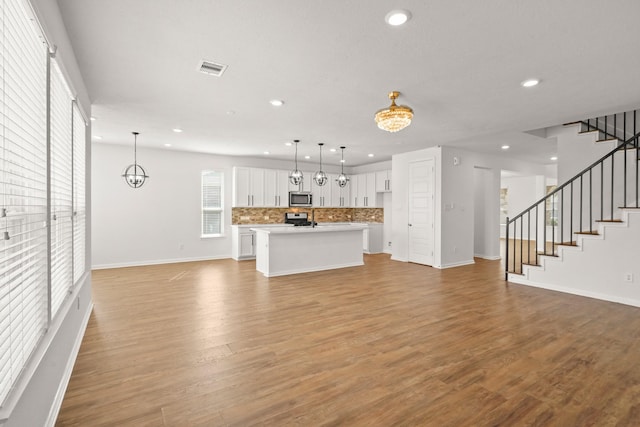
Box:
[473,167,500,259]
[382,192,392,253]
[499,174,546,240]
[547,124,615,184]
[439,146,475,268]
[502,175,546,219]
[93,144,230,268]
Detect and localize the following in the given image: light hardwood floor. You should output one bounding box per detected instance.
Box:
[56,255,640,426]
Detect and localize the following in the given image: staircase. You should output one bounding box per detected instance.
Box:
[505,110,640,307]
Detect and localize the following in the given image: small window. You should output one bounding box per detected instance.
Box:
[202,170,224,237]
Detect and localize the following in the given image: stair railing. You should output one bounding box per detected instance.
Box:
[505,125,640,280]
[581,109,639,146]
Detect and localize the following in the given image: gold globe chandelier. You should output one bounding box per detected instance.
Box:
[374,91,413,133]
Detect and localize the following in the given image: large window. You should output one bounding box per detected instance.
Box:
[50,59,74,318]
[0,0,87,409]
[202,170,223,237]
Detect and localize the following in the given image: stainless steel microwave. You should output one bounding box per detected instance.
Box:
[289,191,313,207]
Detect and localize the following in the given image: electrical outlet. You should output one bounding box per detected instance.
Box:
[240,215,250,221]
[388,241,392,247]
[264,216,269,220]
[624,273,633,282]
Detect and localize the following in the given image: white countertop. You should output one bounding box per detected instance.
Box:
[250,224,367,234]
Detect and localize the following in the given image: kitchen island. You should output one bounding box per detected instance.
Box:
[250,224,367,277]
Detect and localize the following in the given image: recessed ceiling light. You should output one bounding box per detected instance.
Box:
[501,145,510,150]
[284,142,292,146]
[521,79,540,88]
[172,128,183,133]
[164,143,172,147]
[368,153,374,157]
[93,135,102,140]
[269,99,284,107]
[329,148,337,153]
[550,156,558,161]
[263,151,270,155]
[226,110,236,115]
[340,159,345,163]
[90,116,96,121]
[304,155,311,159]
[385,10,411,26]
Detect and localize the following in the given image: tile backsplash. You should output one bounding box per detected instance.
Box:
[232,207,383,224]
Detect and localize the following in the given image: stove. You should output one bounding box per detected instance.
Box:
[284,212,316,227]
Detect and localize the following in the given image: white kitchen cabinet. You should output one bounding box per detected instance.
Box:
[233,167,265,207]
[352,173,377,207]
[231,225,256,260]
[363,223,384,253]
[278,170,294,206]
[299,171,314,193]
[365,173,377,206]
[331,178,350,207]
[375,170,392,192]
[312,173,334,207]
[264,169,291,207]
[349,175,358,207]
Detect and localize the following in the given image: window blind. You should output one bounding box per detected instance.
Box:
[72,102,85,284]
[49,58,73,319]
[0,0,49,405]
[202,171,223,236]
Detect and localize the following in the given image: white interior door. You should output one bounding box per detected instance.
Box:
[408,159,435,265]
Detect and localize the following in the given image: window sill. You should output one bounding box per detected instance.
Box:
[201,234,225,239]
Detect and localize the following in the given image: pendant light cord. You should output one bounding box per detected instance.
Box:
[133,131,139,169]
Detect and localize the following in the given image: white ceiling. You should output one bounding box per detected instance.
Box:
[56,0,640,166]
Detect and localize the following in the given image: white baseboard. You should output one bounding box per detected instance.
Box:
[474,254,501,260]
[435,259,476,269]
[260,261,364,277]
[92,254,230,270]
[46,301,93,427]
[508,277,640,308]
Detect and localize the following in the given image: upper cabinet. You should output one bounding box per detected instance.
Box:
[264,169,292,207]
[233,167,265,207]
[312,174,350,207]
[375,170,392,192]
[299,171,313,193]
[233,167,385,208]
[351,173,378,207]
[312,174,331,207]
[331,176,350,207]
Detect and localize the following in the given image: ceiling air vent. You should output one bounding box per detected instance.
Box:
[197,59,228,77]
